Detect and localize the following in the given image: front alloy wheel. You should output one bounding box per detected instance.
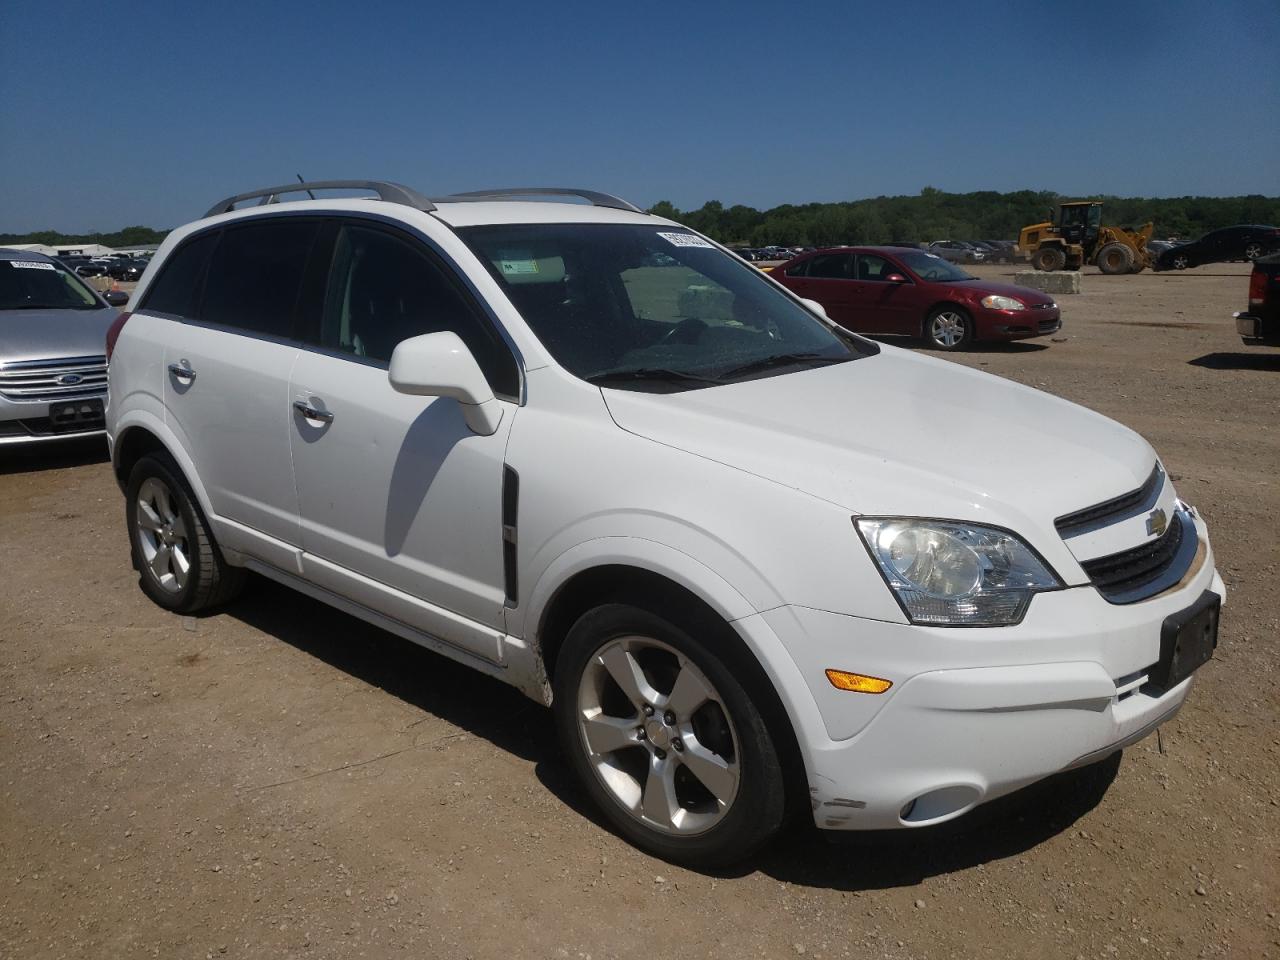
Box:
[1244,242,1264,260]
[553,604,787,866]
[577,636,739,836]
[927,308,972,350]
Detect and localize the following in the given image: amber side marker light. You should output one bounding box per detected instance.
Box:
[825,669,892,694]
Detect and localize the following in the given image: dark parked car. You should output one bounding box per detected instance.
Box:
[1155,225,1280,271]
[106,258,148,282]
[56,256,108,278]
[1234,252,1280,346]
[927,240,983,264]
[977,240,1017,263]
[775,246,1060,350]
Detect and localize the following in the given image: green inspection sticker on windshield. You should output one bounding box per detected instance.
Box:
[496,251,539,276]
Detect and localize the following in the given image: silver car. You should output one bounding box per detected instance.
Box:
[0,249,127,446]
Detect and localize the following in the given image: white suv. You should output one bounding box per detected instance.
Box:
[106,181,1224,865]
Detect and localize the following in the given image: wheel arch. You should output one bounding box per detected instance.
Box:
[921,300,973,336]
[112,413,215,522]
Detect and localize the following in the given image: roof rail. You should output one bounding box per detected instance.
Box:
[203,180,436,219]
[440,187,644,214]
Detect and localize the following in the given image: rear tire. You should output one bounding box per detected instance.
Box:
[1031,246,1067,272]
[925,307,973,351]
[1244,242,1264,260]
[126,453,245,614]
[1096,242,1135,275]
[552,603,787,867]
[1172,253,1191,270]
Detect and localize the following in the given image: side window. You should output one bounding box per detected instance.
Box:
[320,224,519,397]
[784,259,809,277]
[856,254,893,281]
[139,232,218,318]
[200,219,319,338]
[805,253,853,280]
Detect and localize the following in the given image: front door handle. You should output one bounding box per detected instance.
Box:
[292,399,334,424]
[167,360,196,382]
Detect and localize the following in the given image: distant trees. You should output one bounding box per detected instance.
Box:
[646,189,1280,245]
[0,225,168,247]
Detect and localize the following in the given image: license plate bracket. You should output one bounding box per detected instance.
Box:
[1148,590,1219,691]
[49,397,104,432]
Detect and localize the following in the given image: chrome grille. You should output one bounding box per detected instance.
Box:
[1079,509,1195,604]
[0,356,108,403]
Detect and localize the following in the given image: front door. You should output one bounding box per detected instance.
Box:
[782,251,857,328]
[846,253,918,334]
[288,220,522,663]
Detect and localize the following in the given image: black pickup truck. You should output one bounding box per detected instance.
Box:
[1235,253,1280,346]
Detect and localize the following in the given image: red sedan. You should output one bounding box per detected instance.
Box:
[773,246,1061,350]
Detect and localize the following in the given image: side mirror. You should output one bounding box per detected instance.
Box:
[103,290,129,307]
[388,331,504,436]
[885,273,908,284]
[800,297,829,320]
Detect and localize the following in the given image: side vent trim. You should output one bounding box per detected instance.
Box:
[502,466,519,607]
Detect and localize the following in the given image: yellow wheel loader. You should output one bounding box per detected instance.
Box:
[1019,201,1153,274]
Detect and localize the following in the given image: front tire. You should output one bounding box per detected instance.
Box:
[126,453,245,613]
[1172,253,1191,270]
[1244,242,1264,260]
[552,603,786,867]
[1096,242,1135,275]
[1031,246,1067,272]
[925,307,973,350]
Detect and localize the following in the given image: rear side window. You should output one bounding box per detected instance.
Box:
[140,232,217,318]
[201,219,319,338]
[317,223,519,397]
[806,252,853,279]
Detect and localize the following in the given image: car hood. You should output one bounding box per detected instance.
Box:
[601,347,1155,567]
[956,279,1056,305]
[0,307,116,364]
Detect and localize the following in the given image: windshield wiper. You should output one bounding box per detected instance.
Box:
[585,367,724,386]
[718,352,851,380]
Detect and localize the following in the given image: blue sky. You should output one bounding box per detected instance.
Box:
[1,0,1277,232]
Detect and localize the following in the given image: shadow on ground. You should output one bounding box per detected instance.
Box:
[226,576,1121,891]
[1188,352,1280,372]
[0,437,109,476]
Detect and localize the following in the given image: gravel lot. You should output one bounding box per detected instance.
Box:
[2,263,1277,960]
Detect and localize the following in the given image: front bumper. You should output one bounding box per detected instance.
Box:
[738,514,1222,830]
[977,304,1061,340]
[0,395,108,446]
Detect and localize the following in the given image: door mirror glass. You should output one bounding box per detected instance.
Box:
[388,331,503,435]
[103,289,129,307]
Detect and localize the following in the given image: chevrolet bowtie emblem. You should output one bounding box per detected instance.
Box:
[1146,508,1168,537]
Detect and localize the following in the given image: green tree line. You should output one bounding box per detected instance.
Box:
[0,225,168,248]
[648,188,1280,247]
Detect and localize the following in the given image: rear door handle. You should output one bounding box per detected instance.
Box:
[292,399,334,424]
[167,360,195,382]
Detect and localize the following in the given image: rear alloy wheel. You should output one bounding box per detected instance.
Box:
[1172,253,1191,270]
[1031,246,1066,272]
[1096,242,1135,275]
[553,604,786,866]
[1244,242,1264,260]
[126,453,245,613]
[926,307,973,350]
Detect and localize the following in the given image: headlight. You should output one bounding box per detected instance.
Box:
[981,294,1025,311]
[855,518,1061,626]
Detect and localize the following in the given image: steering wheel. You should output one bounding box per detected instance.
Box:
[659,318,709,345]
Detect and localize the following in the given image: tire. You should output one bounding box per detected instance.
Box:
[1096,242,1135,275]
[125,452,245,614]
[1172,253,1191,270]
[1031,246,1066,272]
[1244,242,1264,260]
[925,306,973,351]
[1129,262,1147,274]
[552,603,787,867]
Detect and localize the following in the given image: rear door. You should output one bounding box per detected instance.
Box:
[159,217,320,568]
[780,252,857,327]
[287,219,521,662]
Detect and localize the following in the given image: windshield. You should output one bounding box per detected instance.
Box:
[896,251,975,282]
[458,223,873,391]
[0,259,101,311]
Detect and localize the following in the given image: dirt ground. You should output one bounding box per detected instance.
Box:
[2,263,1277,960]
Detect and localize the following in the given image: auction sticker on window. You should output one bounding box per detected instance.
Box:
[496,251,539,276]
[8,260,56,271]
[657,232,715,249]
